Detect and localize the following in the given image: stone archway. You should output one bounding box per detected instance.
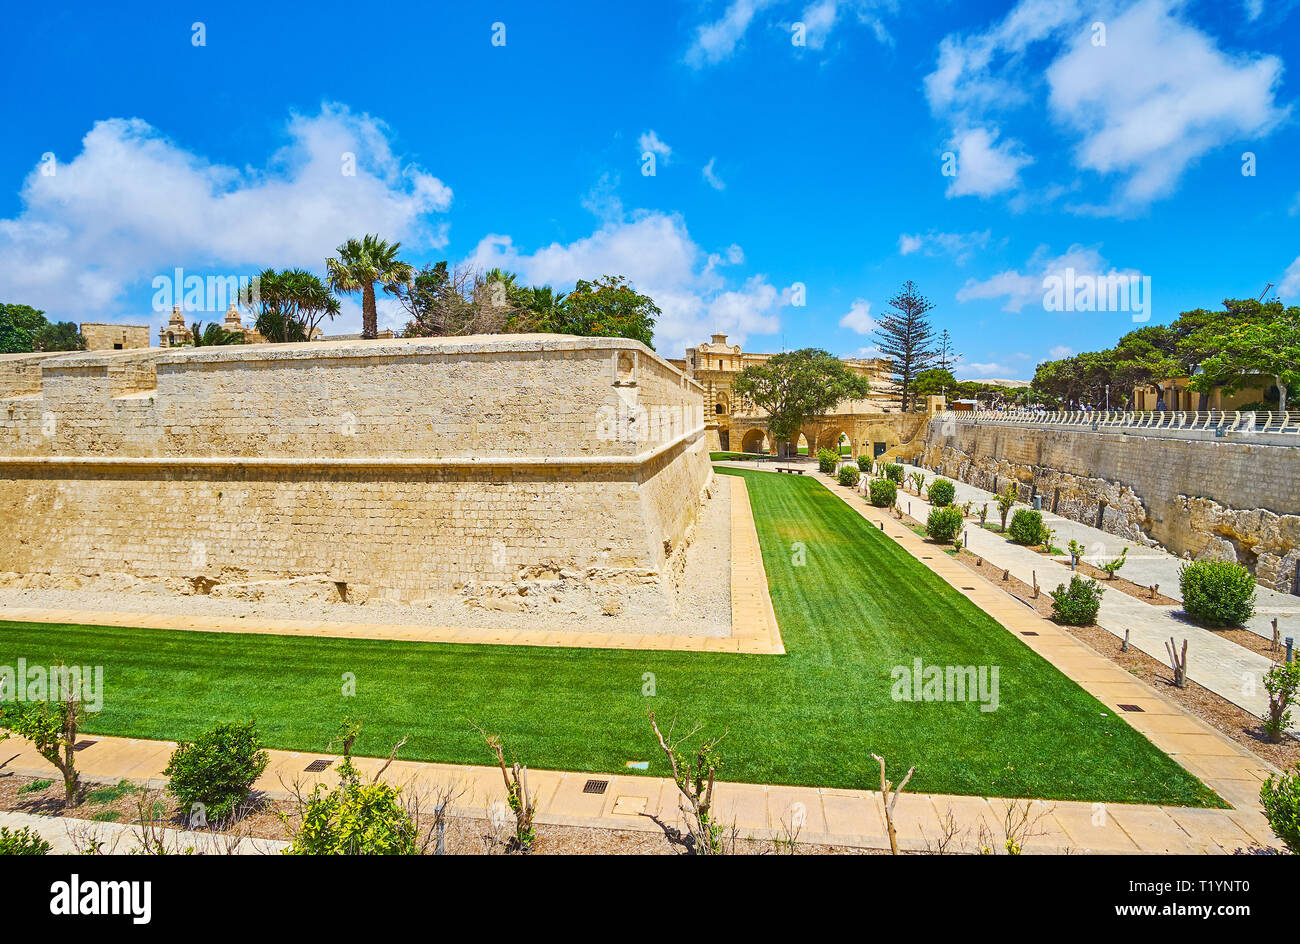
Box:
[740,427,768,455]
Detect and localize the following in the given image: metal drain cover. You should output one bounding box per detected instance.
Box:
[1117,704,1145,713]
[1020,631,1039,636]
[304,759,333,772]
[583,779,609,794]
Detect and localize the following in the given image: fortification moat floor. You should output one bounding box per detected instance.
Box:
[0,478,733,639]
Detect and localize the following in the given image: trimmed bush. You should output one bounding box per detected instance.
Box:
[1179,560,1256,627]
[0,825,51,855]
[1049,576,1104,625]
[925,506,965,544]
[883,463,903,484]
[837,465,860,487]
[164,720,271,822]
[816,448,837,473]
[1007,509,1048,546]
[856,455,872,472]
[1260,767,1300,853]
[285,768,416,855]
[927,478,955,507]
[869,478,897,508]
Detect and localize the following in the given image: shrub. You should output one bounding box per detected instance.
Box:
[927,478,955,507]
[925,506,965,544]
[883,463,903,484]
[856,455,872,472]
[1179,560,1256,627]
[0,826,51,855]
[1050,576,1104,625]
[837,465,860,487]
[1100,546,1128,579]
[869,478,897,508]
[1260,767,1300,853]
[1264,661,1300,743]
[1007,509,1048,546]
[164,720,270,822]
[816,448,837,473]
[284,767,416,855]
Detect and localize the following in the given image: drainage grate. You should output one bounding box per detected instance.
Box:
[1117,704,1145,713]
[304,759,333,772]
[961,586,976,590]
[1020,631,1039,636]
[73,739,98,752]
[583,779,609,795]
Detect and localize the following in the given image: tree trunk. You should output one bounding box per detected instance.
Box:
[1277,376,1288,413]
[362,283,377,339]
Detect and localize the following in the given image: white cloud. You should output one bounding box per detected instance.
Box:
[1048,344,1074,359]
[463,210,785,355]
[924,0,1287,212]
[638,130,672,162]
[1279,256,1300,300]
[702,158,726,190]
[686,0,777,67]
[839,298,875,333]
[799,0,840,50]
[946,126,1032,198]
[1048,0,1286,210]
[956,243,1139,313]
[896,229,992,264]
[0,103,451,329]
[581,172,623,220]
[960,361,1016,378]
[1244,0,1264,21]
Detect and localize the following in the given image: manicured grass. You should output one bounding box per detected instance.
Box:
[709,451,765,461]
[0,469,1220,805]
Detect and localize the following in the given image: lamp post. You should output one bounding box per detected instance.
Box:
[1105,384,1109,410]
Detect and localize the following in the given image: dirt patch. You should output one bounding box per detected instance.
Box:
[0,772,874,855]
[1071,559,1179,606]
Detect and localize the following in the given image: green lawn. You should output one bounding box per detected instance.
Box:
[0,468,1219,805]
[709,451,764,461]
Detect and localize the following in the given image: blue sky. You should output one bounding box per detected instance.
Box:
[1,0,1297,380]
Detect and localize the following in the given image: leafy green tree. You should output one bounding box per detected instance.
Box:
[0,684,83,808]
[244,268,341,343]
[913,368,956,401]
[0,303,49,353]
[31,320,86,352]
[732,348,872,454]
[389,261,452,336]
[326,234,413,339]
[1192,312,1300,412]
[873,280,938,410]
[536,275,658,347]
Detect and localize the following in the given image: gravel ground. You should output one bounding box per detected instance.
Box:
[0,478,733,639]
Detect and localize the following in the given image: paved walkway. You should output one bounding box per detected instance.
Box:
[0,808,286,855]
[0,730,1278,854]
[882,465,1289,726]
[0,477,784,657]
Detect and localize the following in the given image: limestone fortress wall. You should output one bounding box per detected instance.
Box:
[0,335,713,601]
[920,416,1300,592]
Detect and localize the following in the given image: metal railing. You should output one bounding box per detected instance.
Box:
[946,409,1300,437]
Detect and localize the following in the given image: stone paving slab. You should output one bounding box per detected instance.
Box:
[877,467,1286,725]
[0,728,1279,853]
[0,477,784,656]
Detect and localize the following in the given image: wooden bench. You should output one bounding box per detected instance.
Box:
[777,467,805,474]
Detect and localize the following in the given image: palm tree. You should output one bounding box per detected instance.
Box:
[326,235,412,339]
[188,320,244,346]
[243,268,341,343]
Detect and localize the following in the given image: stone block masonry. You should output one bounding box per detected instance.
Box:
[921,418,1300,592]
[0,335,713,606]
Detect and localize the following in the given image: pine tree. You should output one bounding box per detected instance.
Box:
[937,329,961,373]
[874,281,938,410]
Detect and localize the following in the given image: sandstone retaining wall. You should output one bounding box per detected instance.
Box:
[921,419,1300,593]
[0,335,713,603]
